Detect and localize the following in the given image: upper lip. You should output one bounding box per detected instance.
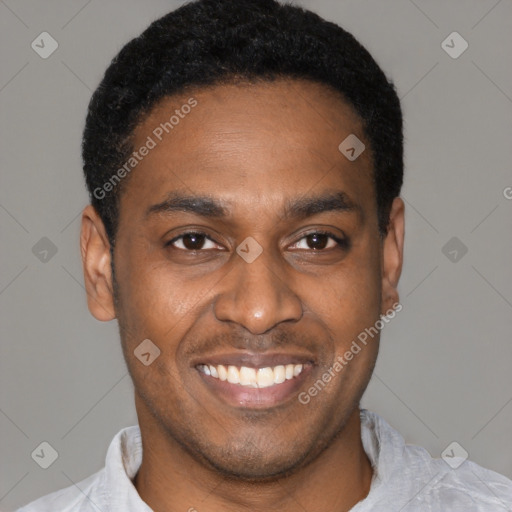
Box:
[191,352,316,369]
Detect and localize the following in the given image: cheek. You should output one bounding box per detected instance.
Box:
[115,251,223,365]
[316,251,381,347]
[121,266,195,330]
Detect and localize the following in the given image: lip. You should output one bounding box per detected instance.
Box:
[193,353,315,409]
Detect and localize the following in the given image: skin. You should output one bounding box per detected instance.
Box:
[80,78,404,512]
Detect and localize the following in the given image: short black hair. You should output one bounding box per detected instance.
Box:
[82,0,403,248]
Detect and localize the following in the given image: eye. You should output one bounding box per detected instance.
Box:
[166,232,221,251]
[289,231,349,251]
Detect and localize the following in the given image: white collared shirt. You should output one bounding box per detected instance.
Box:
[16,409,512,511]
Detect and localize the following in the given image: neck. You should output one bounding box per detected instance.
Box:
[133,404,373,512]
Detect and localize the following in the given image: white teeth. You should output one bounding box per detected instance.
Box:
[240,366,257,387]
[218,364,227,381]
[274,365,285,384]
[257,367,274,388]
[227,365,240,384]
[199,362,306,388]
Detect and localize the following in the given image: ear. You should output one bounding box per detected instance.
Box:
[80,205,116,321]
[380,197,405,316]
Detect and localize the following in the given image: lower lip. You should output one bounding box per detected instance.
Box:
[196,365,313,409]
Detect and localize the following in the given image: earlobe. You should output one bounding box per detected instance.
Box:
[380,197,405,315]
[80,205,116,321]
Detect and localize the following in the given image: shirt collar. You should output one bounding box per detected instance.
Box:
[353,408,404,509]
[104,424,152,511]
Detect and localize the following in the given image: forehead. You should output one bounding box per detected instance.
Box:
[123,78,375,219]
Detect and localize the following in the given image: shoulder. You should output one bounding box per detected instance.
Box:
[15,468,104,512]
[360,409,512,510]
[400,441,512,510]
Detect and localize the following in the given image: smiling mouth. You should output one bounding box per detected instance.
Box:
[197,363,307,388]
[193,351,316,408]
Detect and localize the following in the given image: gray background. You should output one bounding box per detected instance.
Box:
[1,0,511,510]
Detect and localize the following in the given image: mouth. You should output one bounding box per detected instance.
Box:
[193,353,315,409]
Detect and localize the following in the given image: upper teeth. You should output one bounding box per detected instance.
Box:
[198,363,304,388]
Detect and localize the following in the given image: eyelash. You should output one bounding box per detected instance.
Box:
[165,230,350,252]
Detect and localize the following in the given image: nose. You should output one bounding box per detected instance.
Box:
[213,247,303,335]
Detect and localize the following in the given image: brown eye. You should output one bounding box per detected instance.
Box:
[290,231,349,251]
[166,232,219,251]
[305,233,330,250]
[182,233,206,250]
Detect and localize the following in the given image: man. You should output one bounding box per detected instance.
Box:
[17,0,512,510]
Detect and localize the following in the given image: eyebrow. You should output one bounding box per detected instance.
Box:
[146,192,229,218]
[282,191,359,220]
[145,190,360,221]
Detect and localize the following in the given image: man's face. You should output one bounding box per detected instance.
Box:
[85,79,402,480]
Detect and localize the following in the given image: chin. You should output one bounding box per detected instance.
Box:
[186,428,328,482]
[201,449,308,482]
